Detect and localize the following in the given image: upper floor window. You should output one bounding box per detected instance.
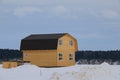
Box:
[58,53,63,60]
[58,40,62,45]
[69,40,73,46]
[69,53,73,60]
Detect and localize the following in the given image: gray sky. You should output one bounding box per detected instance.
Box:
[0,0,120,50]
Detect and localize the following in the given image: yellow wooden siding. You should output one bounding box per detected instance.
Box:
[57,34,78,66]
[57,34,78,51]
[74,39,78,52]
[2,61,18,68]
[22,50,57,67]
[57,50,75,66]
[10,62,18,67]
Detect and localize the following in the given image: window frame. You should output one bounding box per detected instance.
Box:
[24,53,28,57]
[69,40,73,46]
[58,53,63,60]
[69,53,73,60]
[58,39,62,46]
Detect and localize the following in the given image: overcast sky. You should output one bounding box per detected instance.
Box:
[0,0,120,50]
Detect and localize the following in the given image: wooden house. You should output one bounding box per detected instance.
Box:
[20,33,78,67]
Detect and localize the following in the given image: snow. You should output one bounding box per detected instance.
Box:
[0,63,120,80]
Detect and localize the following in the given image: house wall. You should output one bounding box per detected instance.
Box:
[57,34,78,66]
[22,50,57,67]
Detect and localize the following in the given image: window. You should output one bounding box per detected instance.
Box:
[69,54,73,60]
[58,53,63,60]
[69,40,73,46]
[58,40,62,45]
[24,53,28,57]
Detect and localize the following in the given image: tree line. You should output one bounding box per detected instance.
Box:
[0,49,120,64]
[75,50,120,64]
[0,49,22,62]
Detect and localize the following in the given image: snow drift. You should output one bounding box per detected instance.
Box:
[0,63,120,80]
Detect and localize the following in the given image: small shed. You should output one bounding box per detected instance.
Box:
[2,61,20,68]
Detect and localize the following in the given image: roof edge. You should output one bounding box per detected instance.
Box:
[22,33,68,40]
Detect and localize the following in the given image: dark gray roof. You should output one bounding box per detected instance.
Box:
[20,33,67,50]
[23,33,67,40]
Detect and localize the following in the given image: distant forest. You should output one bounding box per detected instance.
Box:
[0,49,120,64]
[75,50,120,65]
[0,49,22,63]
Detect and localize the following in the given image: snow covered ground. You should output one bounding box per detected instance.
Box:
[0,63,120,80]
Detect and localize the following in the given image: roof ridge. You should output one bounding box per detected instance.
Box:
[22,33,68,40]
[30,33,67,35]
